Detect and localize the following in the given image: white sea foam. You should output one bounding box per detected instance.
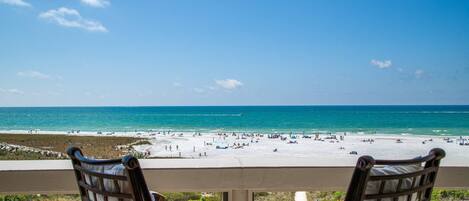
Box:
[139,113,243,117]
[393,111,469,114]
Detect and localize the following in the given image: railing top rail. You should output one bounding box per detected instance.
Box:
[1,160,468,194]
[1,157,468,172]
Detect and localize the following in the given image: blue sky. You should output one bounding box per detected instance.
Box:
[0,0,468,106]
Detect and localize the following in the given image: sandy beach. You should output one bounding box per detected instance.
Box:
[134,132,469,166]
[2,130,468,166]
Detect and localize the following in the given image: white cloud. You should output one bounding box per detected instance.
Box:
[193,88,205,93]
[0,0,31,7]
[371,59,392,69]
[207,86,217,91]
[415,69,424,78]
[80,0,110,8]
[0,88,25,95]
[215,79,243,90]
[39,7,107,32]
[173,82,182,87]
[17,70,51,79]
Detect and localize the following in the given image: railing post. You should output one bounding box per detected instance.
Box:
[223,192,229,201]
[227,190,252,201]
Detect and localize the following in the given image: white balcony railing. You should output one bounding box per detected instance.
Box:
[1,159,469,201]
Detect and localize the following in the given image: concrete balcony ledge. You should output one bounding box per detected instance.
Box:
[0,157,362,171]
[1,159,469,199]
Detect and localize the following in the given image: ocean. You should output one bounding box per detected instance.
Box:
[0,105,468,135]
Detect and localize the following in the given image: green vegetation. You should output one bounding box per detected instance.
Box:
[0,134,142,159]
[0,149,59,160]
[2,190,469,201]
[307,191,346,201]
[253,191,346,201]
[431,189,469,201]
[163,192,222,201]
[131,140,152,146]
[254,192,295,201]
[0,193,223,201]
[253,189,469,201]
[0,194,79,201]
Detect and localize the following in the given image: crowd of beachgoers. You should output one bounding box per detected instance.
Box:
[1,129,469,165]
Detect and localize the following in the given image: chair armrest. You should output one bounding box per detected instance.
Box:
[150,191,166,201]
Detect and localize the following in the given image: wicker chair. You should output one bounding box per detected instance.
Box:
[345,148,446,201]
[66,147,166,201]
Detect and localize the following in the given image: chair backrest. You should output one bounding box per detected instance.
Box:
[67,147,153,201]
[345,148,446,201]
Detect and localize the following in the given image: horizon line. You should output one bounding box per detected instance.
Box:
[1,104,469,108]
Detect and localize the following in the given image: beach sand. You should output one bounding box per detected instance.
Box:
[132,132,469,166]
[1,130,468,166]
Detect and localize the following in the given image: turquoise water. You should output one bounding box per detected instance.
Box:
[0,106,468,135]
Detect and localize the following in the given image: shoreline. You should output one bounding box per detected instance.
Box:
[0,128,467,137]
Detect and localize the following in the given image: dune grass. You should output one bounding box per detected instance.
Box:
[0,149,59,160]
[0,134,145,159]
